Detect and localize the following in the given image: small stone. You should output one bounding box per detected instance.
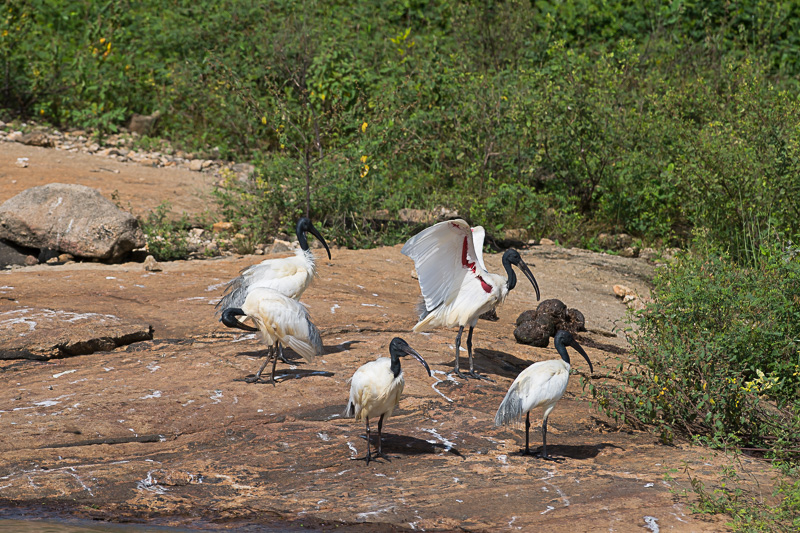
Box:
[619,247,638,258]
[127,111,161,136]
[212,222,234,233]
[411,268,418,280]
[139,158,158,167]
[24,255,38,266]
[46,257,60,264]
[201,160,213,169]
[539,238,555,246]
[254,248,264,255]
[188,228,205,239]
[20,131,52,147]
[7,131,24,142]
[57,253,74,263]
[613,284,635,299]
[15,158,29,168]
[143,255,162,272]
[503,228,528,241]
[189,160,204,171]
[270,240,292,254]
[639,248,658,261]
[398,208,433,224]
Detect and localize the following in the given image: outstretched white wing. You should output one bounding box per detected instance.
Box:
[471,226,487,272]
[401,219,486,312]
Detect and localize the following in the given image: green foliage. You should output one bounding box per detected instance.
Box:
[683,461,800,532]
[3,0,800,253]
[139,203,191,261]
[590,233,800,455]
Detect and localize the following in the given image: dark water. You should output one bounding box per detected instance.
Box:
[0,517,316,532]
[0,520,199,532]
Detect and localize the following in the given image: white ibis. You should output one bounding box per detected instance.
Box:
[216,217,331,308]
[216,217,330,362]
[220,287,324,384]
[345,337,432,464]
[401,219,540,380]
[494,330,593,460]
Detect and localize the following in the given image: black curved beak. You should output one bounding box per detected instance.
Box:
[570,340,593,374]
[515,258,540,301]
[307,222,332,260]
[220,308,259,332]
[402,345,432,377]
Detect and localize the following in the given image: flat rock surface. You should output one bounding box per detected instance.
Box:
[0,140,773,531]
[0,306,152,360]
[0,246,772,532]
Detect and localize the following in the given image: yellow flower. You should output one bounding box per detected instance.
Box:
[320,93,326,102]
[360,155,367,163]
[261,116,267,125]
[361,121,368,132]
[100,37,106,43]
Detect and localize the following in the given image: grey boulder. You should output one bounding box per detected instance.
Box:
[0,183,145,261]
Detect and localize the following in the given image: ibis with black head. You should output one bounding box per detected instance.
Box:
[220,287,323,384]
[402,219,540,380]
[494,330,593,460]
[345,337,432,464]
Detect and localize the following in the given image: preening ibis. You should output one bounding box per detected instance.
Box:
[216,217,331,309]
[494,330,593,460]
[345,337,432,464]
[401,219,540,380]
[220,287,323,384]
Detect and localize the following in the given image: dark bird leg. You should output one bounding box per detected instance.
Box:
[521,412,533,455]
[352,417,373,464]
[266,342,283,385]
[538,416,563,462]
[451,326,468,379]
[374,413,391,462]
[467,325,493,381]
[245,346,275,383]
[277,350,292,364]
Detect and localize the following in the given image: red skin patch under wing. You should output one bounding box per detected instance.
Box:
[462,237,492,293]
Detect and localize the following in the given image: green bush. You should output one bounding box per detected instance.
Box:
[591,233,800,455]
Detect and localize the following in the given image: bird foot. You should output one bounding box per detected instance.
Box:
[469,370,494,382]
[351,452,391,465]
[449,370,469,381]
[524,449,564,462]
[243,375,278,385]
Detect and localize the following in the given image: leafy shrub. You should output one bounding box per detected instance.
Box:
[590,234,800,455]
[139,203,191,261]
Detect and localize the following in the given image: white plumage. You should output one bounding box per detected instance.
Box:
[345,338,431,464]
[347,358,405,423]
[216,217,331,312]
[220,287,324,384]
[402,219,540,379]
[495,330,593,460]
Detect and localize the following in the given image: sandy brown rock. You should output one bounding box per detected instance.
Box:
[0,183,144,260]
[0,244,766,532]
[0,307,152,360]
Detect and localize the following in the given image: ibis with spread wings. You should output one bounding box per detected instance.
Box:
[402,219,540,380]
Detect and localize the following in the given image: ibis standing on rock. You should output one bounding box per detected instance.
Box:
[402,219,540,380]
[220,287,324,384]
[494,330,593,460]
[216,217,331,308]
[345,337,432,464]
[216,217,330,363]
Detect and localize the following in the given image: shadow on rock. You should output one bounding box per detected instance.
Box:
[378,432,465,459]
[469,347,536,379]
[511,442,623,460]
[323,340,363,354]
